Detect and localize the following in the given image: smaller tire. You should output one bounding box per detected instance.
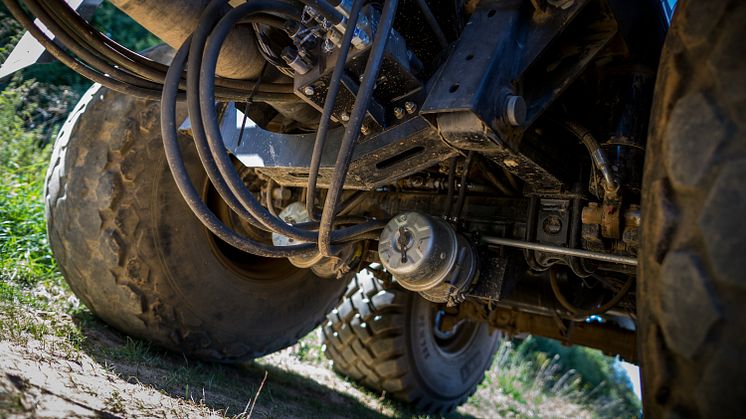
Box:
[322,273,499,414]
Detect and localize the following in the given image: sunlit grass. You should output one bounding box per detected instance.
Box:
[0,78,640,417]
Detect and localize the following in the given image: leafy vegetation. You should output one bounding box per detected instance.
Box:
[0,3,640,417]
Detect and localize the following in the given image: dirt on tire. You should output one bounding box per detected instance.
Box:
[44,45,348,362]
[639,0,746,416]
[322,272,499,414]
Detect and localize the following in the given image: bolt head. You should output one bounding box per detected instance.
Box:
[394,107,405,120]
[303,86,315,96]
[505,95,527,127]
[543,215,563,235]
[360,125,370,135]
[322,38,335,53]
[404,101,417,114]
[340,113,350,122]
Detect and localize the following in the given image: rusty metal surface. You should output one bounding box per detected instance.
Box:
[459,301,638,362]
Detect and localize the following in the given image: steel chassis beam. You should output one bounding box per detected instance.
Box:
[221,0,618,192]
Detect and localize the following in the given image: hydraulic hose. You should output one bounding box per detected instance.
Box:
[305,0,365,221]
[2,0,165,99]
[160,41,316,258]
[454,151,474,219]
[317,0,399,257]
[5,0,296,102]
[549,269,633,318]
[42,0,294,95]
[186,0,279,232]
[197,1,385,245]
[26,0,163,91]
[559,119,619,195]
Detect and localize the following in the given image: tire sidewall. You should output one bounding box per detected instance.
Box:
[407,295,499,401]
[45,49,348,361]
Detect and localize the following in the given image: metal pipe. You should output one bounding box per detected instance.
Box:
[481,235,638,266]
[109,0,267,79]
[317,0,399,257]
[305,0,365,221]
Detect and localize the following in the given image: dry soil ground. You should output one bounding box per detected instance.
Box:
[0,294,598,419]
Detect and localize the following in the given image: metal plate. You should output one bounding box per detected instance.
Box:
[220,104,457,189]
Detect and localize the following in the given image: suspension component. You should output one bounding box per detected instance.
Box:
[271,202,355,277]
[378,212,477,305]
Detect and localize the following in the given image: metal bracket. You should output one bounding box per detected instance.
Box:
[219,103,457,190]
[421,0,618,190]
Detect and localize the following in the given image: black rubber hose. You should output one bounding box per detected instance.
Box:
[22,0,295,102]
[2,0,164,99]
[443,156,457,217]
[198,1,385,244]
[42,0,294,96]
[454,151,474,219]
[193,1,316,241]
[415,0,448,49]
[305,0,365,221]
[26,0,163,91]
[160,40,315,258]
[558,119,619,195]
[317,0,399,256]
[49,0,297,94]
[549,269,633,318]
[185,0,271,231]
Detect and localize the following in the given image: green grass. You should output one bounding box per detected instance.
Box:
[0,9,640,413]
[0,81,63,288]
[0,77,641,417]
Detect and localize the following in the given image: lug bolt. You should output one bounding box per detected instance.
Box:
[360,125,370,135]
[303,86,315,96]
[340,113,350,122]
[394,107,405,120]
[404,101,417,114]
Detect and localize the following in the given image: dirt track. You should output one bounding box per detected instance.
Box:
[0,300,596,418]
[0,313,402,418]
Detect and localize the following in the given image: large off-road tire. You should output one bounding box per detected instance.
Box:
[44,46,348,362]
[321,273,499,414]
[639,1,746,416]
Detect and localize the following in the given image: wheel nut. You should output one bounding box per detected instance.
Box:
[404,101,417,114]
[360,125,369,135]
[340,113,350,122]
[303,86,315,96]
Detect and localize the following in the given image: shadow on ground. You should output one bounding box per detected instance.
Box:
[72,311,475,418]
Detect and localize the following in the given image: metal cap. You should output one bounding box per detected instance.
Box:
[272,202,325,268]
[378,212,458,292]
